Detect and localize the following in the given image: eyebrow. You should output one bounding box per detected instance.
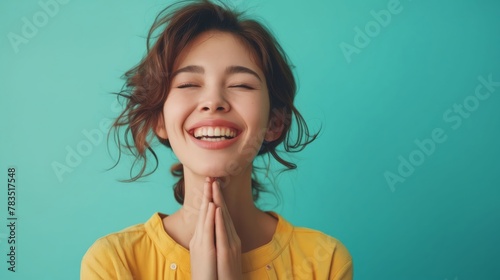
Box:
[171,65,204,77]
[226,65,262,81]
[171,65,262,81]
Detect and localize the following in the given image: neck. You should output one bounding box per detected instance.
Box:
[178,166,261,235]
[165,165,278,253]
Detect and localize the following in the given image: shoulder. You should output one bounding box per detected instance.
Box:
[291,226,351,259]
[80,215,157,279]
[277,214,353,279]
[84,222,148,255]
[98,222,147,243]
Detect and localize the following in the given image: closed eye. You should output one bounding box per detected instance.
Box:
[177,83,199,88]
[230,84,255,90]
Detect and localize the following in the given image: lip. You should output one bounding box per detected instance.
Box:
[187,119,242,150]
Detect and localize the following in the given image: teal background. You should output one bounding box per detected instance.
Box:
[1,0,499,279]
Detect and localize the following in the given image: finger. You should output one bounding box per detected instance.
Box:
[215,207,229,249]
[211,179,224,208]
[204,202,216,244]
[195,178,212,232]
[212,180,237,243]
[205,177,214,202]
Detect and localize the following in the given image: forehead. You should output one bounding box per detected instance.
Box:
[173,30,263,72]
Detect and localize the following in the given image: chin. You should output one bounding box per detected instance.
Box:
[183,161,228,177]
[188,159,251,179]
[205,165,233,178]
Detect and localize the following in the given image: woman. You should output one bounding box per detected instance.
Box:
[81,1,353,279]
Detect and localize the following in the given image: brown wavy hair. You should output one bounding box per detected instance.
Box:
[108,0,319,204]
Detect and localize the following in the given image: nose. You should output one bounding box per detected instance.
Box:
[198,87,230,113]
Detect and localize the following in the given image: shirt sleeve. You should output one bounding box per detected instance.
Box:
[80,237,133,280]
[329,239,353,280]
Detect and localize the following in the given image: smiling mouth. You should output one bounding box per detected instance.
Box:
[191,126,238,142]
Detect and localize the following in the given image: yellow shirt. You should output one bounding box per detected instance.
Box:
[81,212,353,279]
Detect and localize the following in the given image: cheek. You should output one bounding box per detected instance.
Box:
[162,96,192,134]
[252,96,271,125]
[234,99,261,118]
[237,100,270,139]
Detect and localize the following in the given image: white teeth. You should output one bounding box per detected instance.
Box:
[192,126,237,139]
[199,137,226,142]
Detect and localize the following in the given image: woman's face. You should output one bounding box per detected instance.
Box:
[157,31,272,178]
